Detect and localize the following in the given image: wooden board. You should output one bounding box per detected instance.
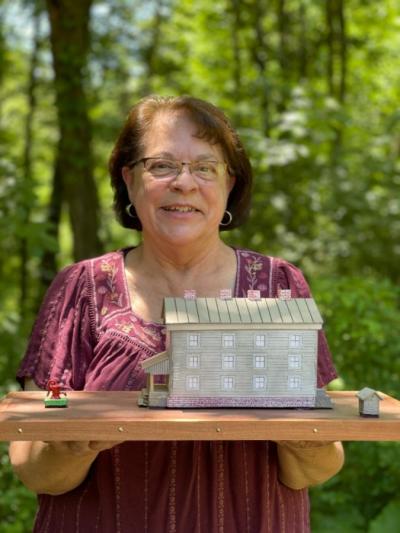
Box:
[0,391,399,442]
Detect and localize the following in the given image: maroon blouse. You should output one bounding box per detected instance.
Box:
[18,248,336,533]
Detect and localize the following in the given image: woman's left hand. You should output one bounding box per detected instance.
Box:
[275,440,345,490]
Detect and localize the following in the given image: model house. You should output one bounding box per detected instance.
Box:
[139,295,331,408]
[357,387,382,417]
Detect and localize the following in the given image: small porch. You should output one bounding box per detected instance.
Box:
[138,351,170,407]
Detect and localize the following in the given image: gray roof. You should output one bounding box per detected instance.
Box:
[163,297,323,325]
[357,387,383,401]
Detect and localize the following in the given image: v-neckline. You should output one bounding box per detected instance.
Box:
[118,246,241,326]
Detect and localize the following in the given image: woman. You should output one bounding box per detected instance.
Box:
[10,96,344,532]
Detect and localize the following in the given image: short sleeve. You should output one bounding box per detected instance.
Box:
[275,259,337,387]
[17,262,96,391]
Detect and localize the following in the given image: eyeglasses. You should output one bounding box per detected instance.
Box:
[129,157,228,182]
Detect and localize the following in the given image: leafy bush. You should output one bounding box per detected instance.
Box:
[0,443,36,533]
[310,276,400,532]
[369,498,400,533]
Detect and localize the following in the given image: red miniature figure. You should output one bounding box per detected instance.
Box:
[44,379,68,407]
[47,379,63,399]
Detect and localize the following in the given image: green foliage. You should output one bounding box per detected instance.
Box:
[310,276,400,532]
[369,498,400,533]
[0,443,36,533]
[313,276,400,395]
[311,441,400,533]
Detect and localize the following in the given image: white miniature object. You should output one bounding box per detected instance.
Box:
[356,387,382,417]
[219,289,232,300]
[184,289,197,299]
[278,289,292,300]
[247,290,261,300]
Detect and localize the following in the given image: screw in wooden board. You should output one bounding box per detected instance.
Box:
[216,427,221,432]
[17,428,23,434]
[118,427,124,433]
[313,428,318,433]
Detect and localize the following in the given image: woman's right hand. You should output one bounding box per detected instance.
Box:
[9,379,123,495]
[43,440,123,455]
[9,438,123,495]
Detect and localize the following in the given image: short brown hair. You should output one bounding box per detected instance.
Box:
[109,95,252,231]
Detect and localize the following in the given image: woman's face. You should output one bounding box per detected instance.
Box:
[122,111,235,249]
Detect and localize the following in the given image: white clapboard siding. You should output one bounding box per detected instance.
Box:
[171,369,316,397]
[169,329,318,397]
[171,330,317,352]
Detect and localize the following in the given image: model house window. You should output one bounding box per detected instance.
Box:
[222,334,235,348]
[187,354,200,368]
[221,376,235,390]
[289,334,302,348]
[188,334,200,347]
[253,375,267,390]
[186,376,200,390]
[254,334,266,348]
[222,354,235,369]
[288,376,301,389]
[288,354,302,369]
[253,354,266,369]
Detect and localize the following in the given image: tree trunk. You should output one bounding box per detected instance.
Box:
[326,0,348,159]
[326,0,334,97]
[277,0,290,110]
[140,0,164,95]
[298,0,308,80]
[326,0,347,102]
[46,0,102,261]
[37,148,63,304]
[0,14,7,87]
[249,0,270,135]
[229,0,242,108]
[338,0,347,103]
[19,7,41,320]
[277,0,287,71]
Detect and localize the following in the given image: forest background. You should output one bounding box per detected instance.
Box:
[0,0,399,531]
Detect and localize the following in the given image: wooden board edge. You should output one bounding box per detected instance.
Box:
[1,419,400,442]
